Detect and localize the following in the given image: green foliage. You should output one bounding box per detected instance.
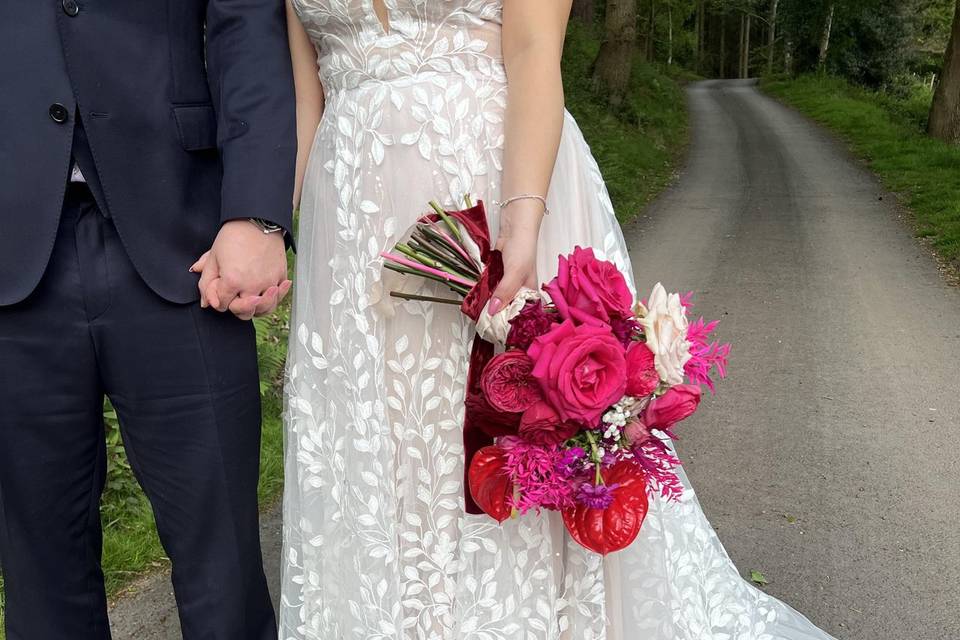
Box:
[764,74,960,262]
[778,0,912,87]
[563,20,690,221]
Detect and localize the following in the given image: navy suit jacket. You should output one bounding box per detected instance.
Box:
[0,0,296,306]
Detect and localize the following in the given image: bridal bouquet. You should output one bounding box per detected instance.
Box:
[382,200,730,554]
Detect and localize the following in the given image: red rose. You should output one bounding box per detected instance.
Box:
[480,351,542,413]
[643,384,701,430]
[527,319,627,425]
[543,246,633,324]
[506,300,556,351]
[519,400,580,446]
[624,342,660,397]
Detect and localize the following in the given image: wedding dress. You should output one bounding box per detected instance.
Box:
[281,1,836,639]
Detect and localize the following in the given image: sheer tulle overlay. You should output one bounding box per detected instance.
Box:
[281,1,836,638]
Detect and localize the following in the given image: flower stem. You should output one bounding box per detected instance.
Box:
[429,200,464,243]
[389,292,462,305]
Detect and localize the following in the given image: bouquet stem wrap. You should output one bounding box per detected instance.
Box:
[420,202,502,515]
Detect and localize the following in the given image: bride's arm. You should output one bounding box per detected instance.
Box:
[287,0,325,209]
[488,0,573,314]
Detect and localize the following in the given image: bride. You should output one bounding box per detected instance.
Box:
[280,1,836,638]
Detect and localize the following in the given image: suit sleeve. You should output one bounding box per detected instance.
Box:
[206,0,296,236]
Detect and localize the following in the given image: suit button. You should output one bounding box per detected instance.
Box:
[62,0,80,16]
[49,103,69,123]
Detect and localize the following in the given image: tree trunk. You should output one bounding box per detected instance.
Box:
[667,4,673,65]
[739,12,752,79]
[767,0,779,76]
[593,0,639,105]
[694,0,702,72]
[818,3,835,71]
[929,0,960,142]
[571,0,595,23]
[744,14,751,78]
[693,0,703,73]
[719,12,727,78]
[647,0,656,61]
[737,13,747,78]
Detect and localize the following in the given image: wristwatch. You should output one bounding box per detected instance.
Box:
[248,217,285,235]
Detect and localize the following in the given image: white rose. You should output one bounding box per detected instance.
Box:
[640,283,691,386]
[475,287,542,345]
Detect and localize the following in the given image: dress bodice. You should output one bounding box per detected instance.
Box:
[292,0,505,93]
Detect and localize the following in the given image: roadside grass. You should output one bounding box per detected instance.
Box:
[763,74,960,265]
[0,26,690,638]
[563,20,690,223]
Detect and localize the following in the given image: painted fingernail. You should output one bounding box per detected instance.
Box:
[487,298,503,315]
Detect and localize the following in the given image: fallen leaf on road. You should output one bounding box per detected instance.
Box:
[750,570,769,586]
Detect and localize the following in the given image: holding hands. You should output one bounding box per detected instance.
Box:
[191,220,292,320]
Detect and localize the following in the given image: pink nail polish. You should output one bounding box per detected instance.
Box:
[487,298,503,315]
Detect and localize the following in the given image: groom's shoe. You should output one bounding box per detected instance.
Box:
[0,183,276,640]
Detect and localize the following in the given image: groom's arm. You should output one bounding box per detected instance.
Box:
[206,0,296,235]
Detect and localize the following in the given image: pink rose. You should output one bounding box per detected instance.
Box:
[624,419,652,446]
[519,400,580,446]
[624,342,660,398]
[543,247,633,324]
[643,384,702,430]
[481,351,542,413]
[527,319,628,425]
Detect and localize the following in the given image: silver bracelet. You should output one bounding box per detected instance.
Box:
[494,194,550,216]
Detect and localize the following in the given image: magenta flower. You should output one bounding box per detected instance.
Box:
[503,441,575,513]
[609,315,641,347]
[684,316,730,392]
[577,482,620,510]
[506,300,556,351]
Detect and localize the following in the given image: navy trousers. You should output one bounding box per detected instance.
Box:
[0,183,275,639]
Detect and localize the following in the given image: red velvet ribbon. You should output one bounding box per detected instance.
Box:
[420,202,511,514]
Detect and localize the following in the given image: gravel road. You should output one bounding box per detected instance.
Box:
[623,79,960,640]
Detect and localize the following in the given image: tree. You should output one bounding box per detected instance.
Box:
[571,0,596,23]
[694,0,706,71]
[929,0,960,142]
[767,0,780,74]
[668,2,675,64]
[739,10,752,77]
[593,0,639,105]
[817,2,835,70]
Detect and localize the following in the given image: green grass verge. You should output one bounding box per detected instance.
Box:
[762,74,960,265]
[0,25,689,637]
[563,20,690,223]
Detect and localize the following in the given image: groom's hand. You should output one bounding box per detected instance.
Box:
[191,221,292,320]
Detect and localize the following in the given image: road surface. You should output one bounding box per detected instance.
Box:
[623,79,960,639]
[110,80,960,639]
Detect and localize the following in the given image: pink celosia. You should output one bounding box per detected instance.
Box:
[502,440,576,513]
[632,439,684,502]
[684,316,730,392]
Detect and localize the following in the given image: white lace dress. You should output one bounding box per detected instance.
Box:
[281,1,837,639]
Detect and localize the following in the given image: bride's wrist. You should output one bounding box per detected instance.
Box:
[501,201,546,234]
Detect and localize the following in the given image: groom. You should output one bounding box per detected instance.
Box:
[0,2,295,639]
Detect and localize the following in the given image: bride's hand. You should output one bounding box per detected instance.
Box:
[487,204,544,315]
